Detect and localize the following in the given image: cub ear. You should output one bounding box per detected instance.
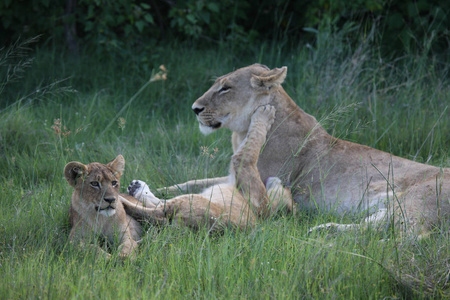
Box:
[64,162,87,187]
[107,154,125,179]
[251,66,287,90]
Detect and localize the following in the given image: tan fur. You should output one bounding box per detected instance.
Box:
[122,106,294,231]
[64,155,142,258]
[164,63,449,237]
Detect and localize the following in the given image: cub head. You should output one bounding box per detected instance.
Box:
[64,155,125,217]
[192,64,287,134]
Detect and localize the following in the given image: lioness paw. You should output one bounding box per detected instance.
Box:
[308,222,356,235]
[252,105,276,131]
[128,180,161,206]
[308,223,338,234]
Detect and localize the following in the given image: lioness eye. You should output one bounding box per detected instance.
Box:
[90,181,99,188]
[112,180,118,187]
[219,86,230,94]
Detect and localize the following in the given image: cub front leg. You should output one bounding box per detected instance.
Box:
[69,223,112,259]
[117,233,139,259]
[232,105,276,216]
[233,105,276,164]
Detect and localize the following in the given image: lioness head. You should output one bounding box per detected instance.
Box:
[64,155,125,217]
[192,64,287,134]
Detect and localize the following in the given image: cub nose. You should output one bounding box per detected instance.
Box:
[103,197,116,204]
[192,107,205,115]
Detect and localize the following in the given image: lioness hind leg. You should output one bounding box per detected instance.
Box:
[308,209,388,234]
[232,105,276,216]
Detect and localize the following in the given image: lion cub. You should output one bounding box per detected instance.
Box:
[64,155,142,258]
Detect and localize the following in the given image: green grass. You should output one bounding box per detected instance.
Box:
[0,29,449,298]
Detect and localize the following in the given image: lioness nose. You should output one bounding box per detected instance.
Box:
[104,197,115,204]
[192,107,205,115]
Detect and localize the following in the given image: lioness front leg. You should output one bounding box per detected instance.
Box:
[232,105,276,216]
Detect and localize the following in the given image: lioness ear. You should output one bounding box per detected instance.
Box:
[251,66,287,90]
[64,162,87,187]
[107,154,125,179]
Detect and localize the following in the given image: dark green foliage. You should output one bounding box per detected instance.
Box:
[0,0,449,56]
[0,0,64,45]
[76,0,155,52]
[381,0,450,54]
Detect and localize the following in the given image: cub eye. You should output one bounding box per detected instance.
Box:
[218,86,230,94]
[90,181,100,188]
[111,180,118,187]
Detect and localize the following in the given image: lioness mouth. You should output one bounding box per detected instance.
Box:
[198,120,221,129]
[210,122,221,129]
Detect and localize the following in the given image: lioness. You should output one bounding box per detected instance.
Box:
[64,155,143,258]
[162,63,449,237]
[121,105,294,230]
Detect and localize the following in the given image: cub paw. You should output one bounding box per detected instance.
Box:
[252,105,276,131]
[128,180,161,207]
[265,177,282,190]
[127,180,143,197]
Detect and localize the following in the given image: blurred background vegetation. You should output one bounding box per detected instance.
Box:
[1,0,449,57]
